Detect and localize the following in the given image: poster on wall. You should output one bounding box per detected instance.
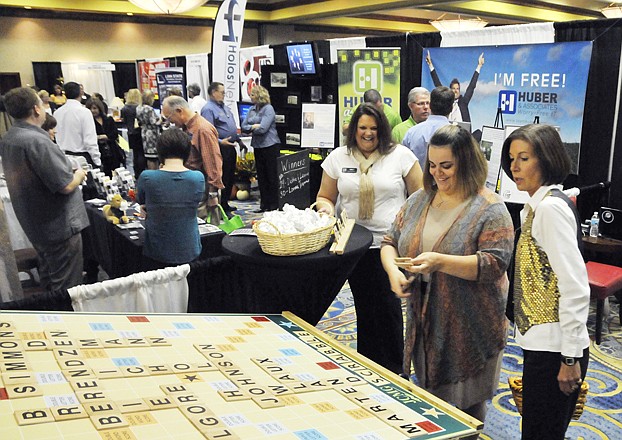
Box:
[155,67,185,101]
[421,42,592,173]
[337,48,401,144]
[301,104,336,149]
[138,60,169,98]
[240,45,274,101]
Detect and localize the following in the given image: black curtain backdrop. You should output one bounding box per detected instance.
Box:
[32,61,63,93]
[555,19,622,216]
[112,62,137,100]
[366,32,441,121]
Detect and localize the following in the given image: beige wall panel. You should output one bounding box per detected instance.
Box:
[0,16,258,88]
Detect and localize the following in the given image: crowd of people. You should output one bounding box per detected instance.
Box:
[0,76,591,439]
[0,81,267,273]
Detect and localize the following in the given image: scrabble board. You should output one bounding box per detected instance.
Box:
[0,311,479,439]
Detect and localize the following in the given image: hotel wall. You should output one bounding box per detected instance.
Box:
[0,16,365,90]
[0,16,255,88]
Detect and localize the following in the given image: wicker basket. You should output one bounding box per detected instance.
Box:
[252,216,336,256]
[508,376,588,420]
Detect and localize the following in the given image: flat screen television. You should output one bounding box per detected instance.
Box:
[286,43,318,75]
[237,102,253,123]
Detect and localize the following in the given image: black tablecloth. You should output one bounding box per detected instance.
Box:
[83,203,225,279]
[220,224,372,325]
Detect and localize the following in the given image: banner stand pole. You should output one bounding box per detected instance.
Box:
[494,107,504,129]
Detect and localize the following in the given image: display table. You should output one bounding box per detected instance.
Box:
[221,224,373,325]
[0,310,480,439]
[83,203,225,279]
[582,235,622,265]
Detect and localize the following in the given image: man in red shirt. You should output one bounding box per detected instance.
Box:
[161,96,223,221]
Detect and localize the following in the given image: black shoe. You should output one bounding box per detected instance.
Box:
[223,204,237,212]
[253,208,265,213]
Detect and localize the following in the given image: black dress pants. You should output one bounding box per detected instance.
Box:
[521,347,589,440]
[347,248,404,374]
[129,132,145,179]
[220,143,237,210]
[254,144,280,211]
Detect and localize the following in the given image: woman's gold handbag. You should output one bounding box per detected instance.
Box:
[508,377,588,420]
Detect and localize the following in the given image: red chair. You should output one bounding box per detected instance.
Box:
[585,261,622,344]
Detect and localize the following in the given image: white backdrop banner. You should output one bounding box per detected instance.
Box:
[328,37,366,64]
[186,53,210,100]
[212,0,248,124]
[60,62,116,105]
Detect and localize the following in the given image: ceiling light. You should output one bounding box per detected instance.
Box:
[430,15,488,32]
[128,0,207,15]
[602,3,622,18]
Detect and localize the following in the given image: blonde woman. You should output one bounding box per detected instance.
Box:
[38,90,56,114]
[121,88,145,177]
[241,85,280,212]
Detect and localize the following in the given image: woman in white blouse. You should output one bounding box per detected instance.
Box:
[501,124,590,440]
[315,103,423,374]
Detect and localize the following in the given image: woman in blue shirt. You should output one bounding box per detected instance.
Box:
[241,85,280,212]
[137,128,205,269]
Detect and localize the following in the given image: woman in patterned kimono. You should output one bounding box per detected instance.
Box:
[136,89,162,170]
[381,124,514,422]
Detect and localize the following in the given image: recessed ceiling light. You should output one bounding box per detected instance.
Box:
[24,6,32,9]
[127,12,134,16]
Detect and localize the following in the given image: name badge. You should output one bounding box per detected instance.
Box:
[342,167,357,173]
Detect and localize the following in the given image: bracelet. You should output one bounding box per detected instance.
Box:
[208,192,219,199]
[317,201,334,214]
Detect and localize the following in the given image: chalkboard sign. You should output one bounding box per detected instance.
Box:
[278,150,310,209]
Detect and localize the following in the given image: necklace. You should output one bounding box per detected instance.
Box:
[433,193,446,208]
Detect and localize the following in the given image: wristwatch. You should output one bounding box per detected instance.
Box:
[561,356,578,366]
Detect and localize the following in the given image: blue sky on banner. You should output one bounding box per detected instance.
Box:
[422,42,592,143]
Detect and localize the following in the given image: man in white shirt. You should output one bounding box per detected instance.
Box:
[187,83,207,114]
[54,81,100,167]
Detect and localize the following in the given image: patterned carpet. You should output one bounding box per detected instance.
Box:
[317,285,622,440]
[234,193,622,439]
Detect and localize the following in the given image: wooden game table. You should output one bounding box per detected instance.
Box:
[0,310,481,439]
